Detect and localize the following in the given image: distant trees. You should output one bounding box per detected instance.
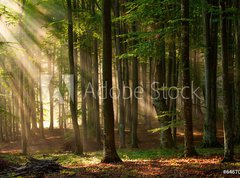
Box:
[1,0,240,163]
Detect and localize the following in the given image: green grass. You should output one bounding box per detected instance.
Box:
[197,145,240,156]
[118,148,182,160]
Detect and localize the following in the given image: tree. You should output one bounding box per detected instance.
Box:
[101,0,122,163]
[153,24,175,149]
[220,0,235,162]
[235,0,240,143]
[131,22,139,149]
[79,0,87,148]
[66,0,83,155]
[49,52,54,131]
[181,0,198,157]
[91,0,101,146]
[39,66,44,139]
[114,0,125,148]
[202,0,220,148]
[19,0,28,155]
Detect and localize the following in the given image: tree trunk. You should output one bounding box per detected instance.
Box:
[91,0,101,145]
[142,63,147,127]
[67,0,83,155]
[131,23,139,149]
[202,0,220,147]
[59,65,63,130]
[181,0,198,157]
[19,0,28,155]
[31,85,37,132]
[0,108,3,142]
[101,0,122,163]
[169,34,178,145]
[49,53,54,131]
[114,0,125,149]
[124,56,131,132]
[85,50,94,138]
[39,69,44,139]
[20,69,28,154]
[147,58,155,129]
[80,49,87,148]
[235,0,240,143]
[153,24,175,148]
[220,0,235,162]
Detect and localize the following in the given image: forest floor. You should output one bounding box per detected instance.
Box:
[0,122,240,177]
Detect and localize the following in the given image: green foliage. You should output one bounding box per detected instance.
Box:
[148,119,183,133]
[0,4,19,25]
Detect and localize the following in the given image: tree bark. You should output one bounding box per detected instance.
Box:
[67,0,83,155]
[91,0,101,145]
[235,0,240,143]
[19,0,28,155]
[49,53,54,131]
[39,68,44,139]
[131,23,139,149]
[80,49,87,148]
[202,0,220,147]
[220,0,235,162]
[114,0,125,149]
[181,0,198,157]
[153,24,175,148]
[101,0,122,163]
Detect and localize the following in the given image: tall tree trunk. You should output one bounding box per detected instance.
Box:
[93,40,101,145]
[31,85,37,132]
[142,63,147,126]
[91,0,101,145]
[147,58,155,129]
[181,0,198,157]
[101,0,122,163]
[59,66,63,130]
[80,0,87,149]
[86,53,94,138]
[0,107,3,142]
[19,0,28,155]
[80,49,87,148]
[131,23,139,148]
[169,34,178,145]
[114,0,125,148]
[39,69,44,139]
[20,69,27,154]
[124,56,131,131]
[4,93,9,142]
[220,0,235,162]
[202,0,220,147]
[49,53,54,131]
[235,0,240,143]
[153,24,174,149]
[67,0,83,155]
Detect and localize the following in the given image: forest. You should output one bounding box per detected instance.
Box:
[0,0,240,177]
